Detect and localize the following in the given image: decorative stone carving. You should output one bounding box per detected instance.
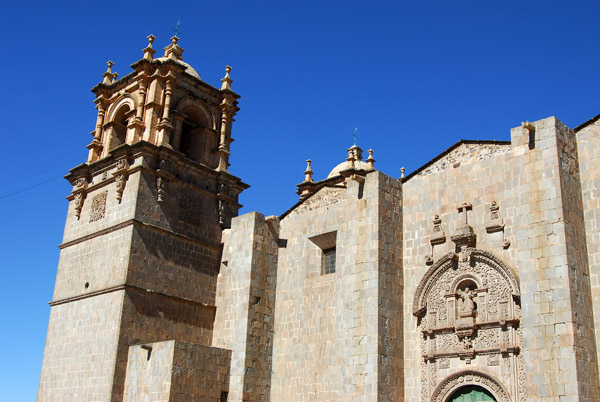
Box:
[487,353,500,366]
[431,370,512,402]
[294,186,345,215]
[414,248,522,400]
[179,193,203,226]
[112,158,129,203]
[156,177,167,202]
[71,176,89,220]
[156,159,173,203]
[73,192,85,220]
[89,191,108,222]
[430,214,446,245]
[486,201,511,249]
[439,357,450,369]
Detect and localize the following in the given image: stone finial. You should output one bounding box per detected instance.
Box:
[400,167,406,178]
[143,34,157,60]
[346,147,355,169]
[221,65,233,91]
[303,159,314,183]
[352,145,363,161]
[163,36,184,60]
[102,61,118,85]
[366,149,376,170]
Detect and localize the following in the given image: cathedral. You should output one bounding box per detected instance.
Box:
[37,36,600,402]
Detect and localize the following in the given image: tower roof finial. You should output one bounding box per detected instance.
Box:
[143,34,157,60]
[102,60,118,85]
[163,35,184,60]
[221,65,233,91]
[303,159,314,183]
[366,149,376,170]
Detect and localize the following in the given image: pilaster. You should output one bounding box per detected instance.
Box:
[213,212,279,402]
[512,117,600,401]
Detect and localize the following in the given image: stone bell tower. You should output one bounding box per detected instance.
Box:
[38,35,248,401]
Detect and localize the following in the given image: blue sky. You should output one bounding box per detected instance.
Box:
[0,1,598,400]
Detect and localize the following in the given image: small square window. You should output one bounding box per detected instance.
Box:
[323,247,336,274]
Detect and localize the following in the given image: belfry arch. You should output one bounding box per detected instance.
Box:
[413,249,524,402]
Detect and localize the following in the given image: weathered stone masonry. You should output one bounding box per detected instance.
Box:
[38,36,600,402]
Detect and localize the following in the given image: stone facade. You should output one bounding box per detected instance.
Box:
[38,37,600,402]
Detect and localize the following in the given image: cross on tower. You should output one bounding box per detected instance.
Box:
[172,21,182,36]
[353,127,358,146]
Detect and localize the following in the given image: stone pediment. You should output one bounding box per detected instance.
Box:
[284,185,346,218]
[406,140,511,179]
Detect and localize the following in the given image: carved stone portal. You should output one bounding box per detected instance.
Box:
[413,249,523,402]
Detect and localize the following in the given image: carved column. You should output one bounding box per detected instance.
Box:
[216,101,233,171]
[157,77,174,148]
[87,99,107,162]
[132,78,148,142]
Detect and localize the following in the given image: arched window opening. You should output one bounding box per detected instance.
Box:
[109,105,131,151]
[179,106,208,163]
[448,385,496,402]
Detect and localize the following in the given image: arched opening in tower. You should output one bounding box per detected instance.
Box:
[180,106,209,164]
[110,105,130,150]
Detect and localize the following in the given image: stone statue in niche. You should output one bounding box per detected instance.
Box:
[458,287,476,317]
[455,282,478,343]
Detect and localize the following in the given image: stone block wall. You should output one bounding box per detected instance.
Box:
[212,211,279,401]
[270,172,402,401]
[123,340,231,402]
[576,117,600,373]
[40,144,239,401]
[37,292,124,401]
[511,117,599,401]
[402,141,516,402]
[376,173,404,400]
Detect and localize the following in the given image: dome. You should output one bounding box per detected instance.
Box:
[327,160,369,179]
[156,57,201,80]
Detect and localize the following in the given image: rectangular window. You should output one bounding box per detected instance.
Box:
[323,247,336,274]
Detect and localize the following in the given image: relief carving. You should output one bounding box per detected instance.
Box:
[414,248,522,400]
[431,370,512,402]
[430,214,446,245]
[487,353,500,366]
[89,191,108,222]
[71,176,88,220]
[112,158,129,203]
[294,186,345,215]
[179,193,204,226]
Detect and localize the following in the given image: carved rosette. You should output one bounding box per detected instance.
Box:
[414,249,522,401]
[112,158,129,203]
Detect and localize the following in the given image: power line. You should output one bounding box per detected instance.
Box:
[0,174,65,199]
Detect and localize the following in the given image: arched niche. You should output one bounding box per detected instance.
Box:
[413,250,520,322]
